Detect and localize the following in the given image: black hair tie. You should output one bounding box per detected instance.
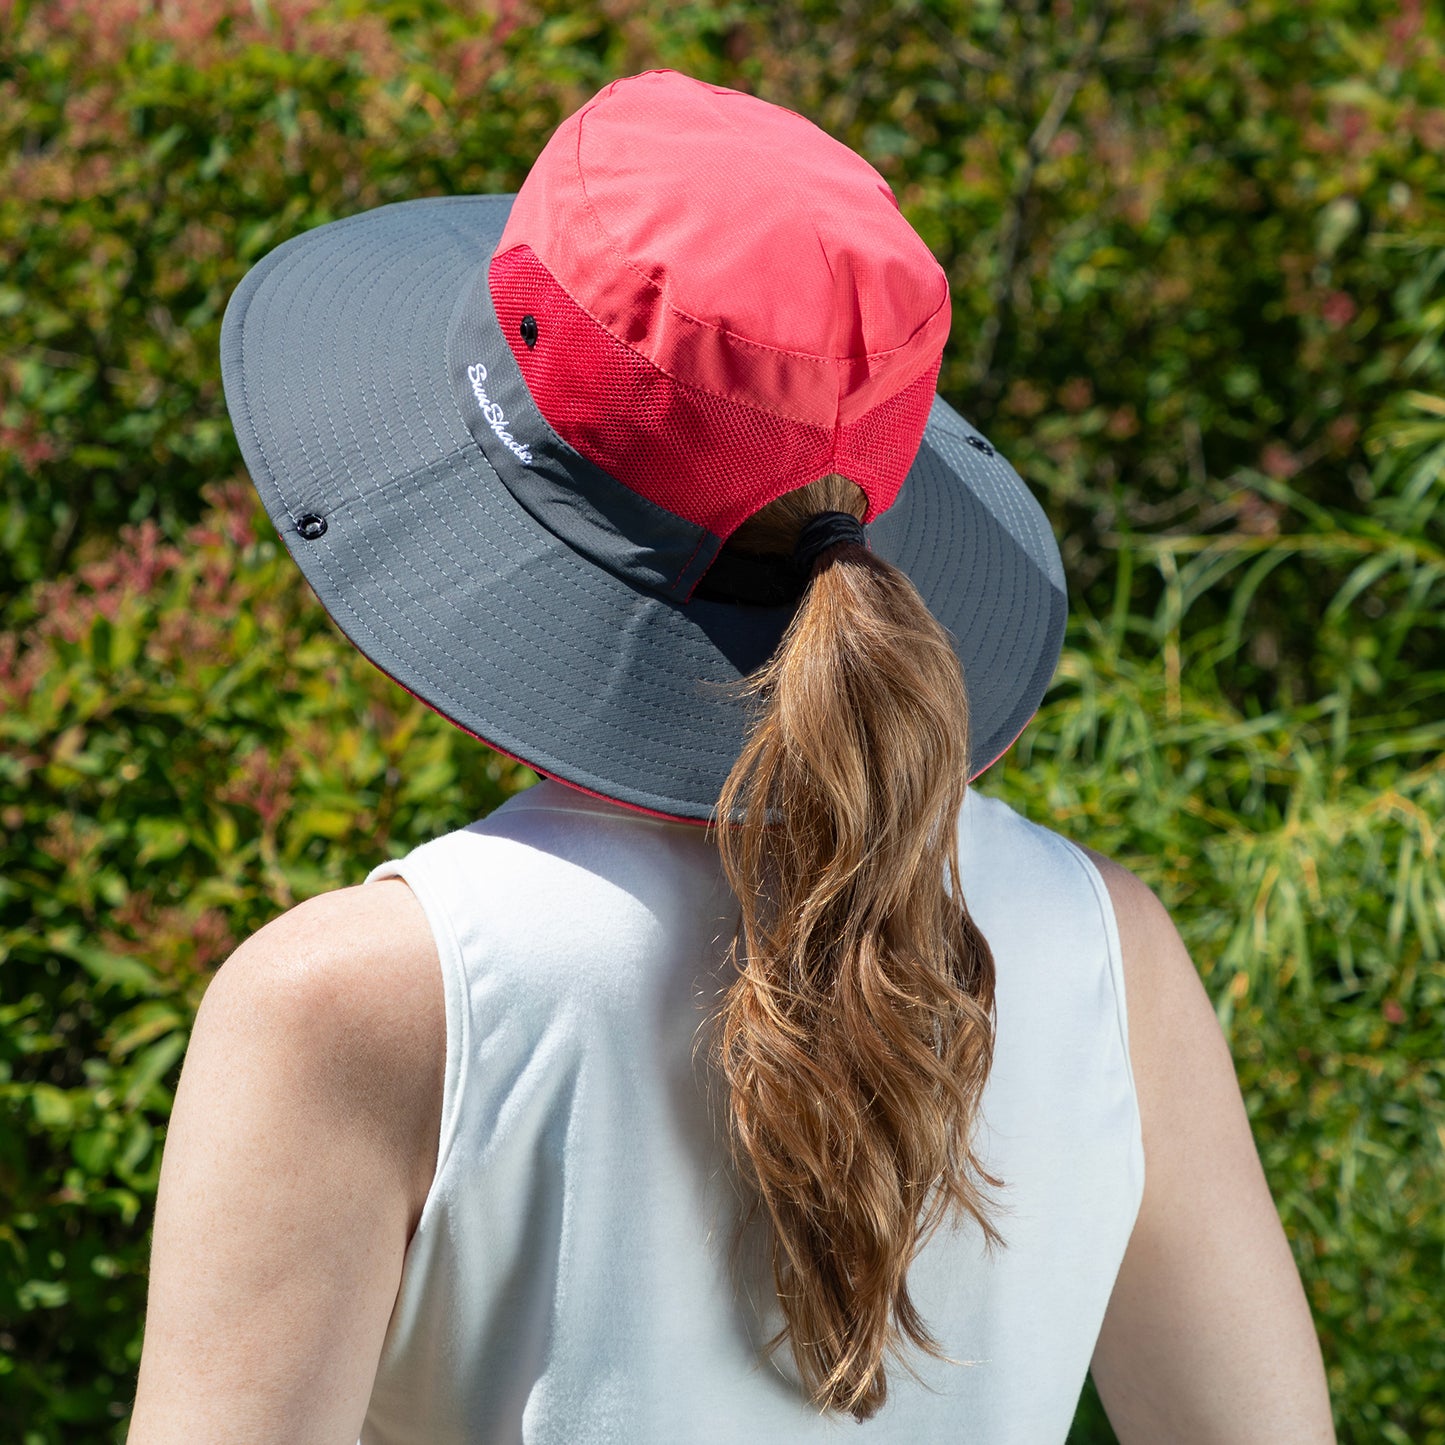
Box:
[689,510,868,608]
[793,510,866,574]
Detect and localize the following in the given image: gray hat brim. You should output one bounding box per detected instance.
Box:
[220,195,1066,823]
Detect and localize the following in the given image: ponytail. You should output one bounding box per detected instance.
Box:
[711,474,1008,1422]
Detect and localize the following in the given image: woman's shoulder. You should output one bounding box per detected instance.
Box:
[962,788,1134,922]
[1064,841,1206,1065]
[1066,839,1337,1439]
[1059,839,1205,1115]
[217,876,443,1030]
[961,805,1235,1175]
[210,877,446,1241]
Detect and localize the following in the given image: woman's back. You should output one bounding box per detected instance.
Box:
[357,779,1142,1443]
[126,68,1333,1445]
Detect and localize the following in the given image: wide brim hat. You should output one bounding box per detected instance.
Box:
[219,71,1067,824]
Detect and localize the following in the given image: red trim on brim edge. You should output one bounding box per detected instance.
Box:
[532,768,708,827]
[362,651,712,829]
[381,651,1034,820]
[970,709,1037,782]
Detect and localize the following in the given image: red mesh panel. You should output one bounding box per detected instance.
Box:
[489,246,936,537]
[837,359,941,516]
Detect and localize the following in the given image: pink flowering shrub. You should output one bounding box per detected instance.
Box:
[0,479,533,1433]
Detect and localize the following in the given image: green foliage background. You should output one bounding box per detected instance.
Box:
[1,0,1441,1440]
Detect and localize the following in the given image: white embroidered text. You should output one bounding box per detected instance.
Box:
[467,362,533,465]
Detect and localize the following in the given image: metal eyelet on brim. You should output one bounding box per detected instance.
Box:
[520,315,538,348]
[296,513,327,540]
[965,435,994,456]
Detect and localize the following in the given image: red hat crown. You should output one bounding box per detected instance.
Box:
[487,70,952,551]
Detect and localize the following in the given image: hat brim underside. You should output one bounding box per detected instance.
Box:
[220,195,1067,823]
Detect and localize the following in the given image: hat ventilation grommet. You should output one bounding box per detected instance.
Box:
[520,314,538,348]
[296,513,327,540]
[965,435,994,456]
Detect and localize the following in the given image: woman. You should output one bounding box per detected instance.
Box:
[128,69,1335,1443]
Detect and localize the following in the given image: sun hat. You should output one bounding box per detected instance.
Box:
[218,68,1067,824]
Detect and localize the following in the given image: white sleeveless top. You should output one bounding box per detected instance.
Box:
[357,779,1143,1444]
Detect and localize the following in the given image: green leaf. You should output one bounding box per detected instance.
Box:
[47,934,166,998]
[289,806,354,841]
[29,1084,76,1130]
[72,1126,118,1175]
[70,445,126,469]
[135,816,191,866]
[17,1278,69,1311]
[116,1115,155,1179]
[108,1001,186,1059]
[121,1033,188,1110]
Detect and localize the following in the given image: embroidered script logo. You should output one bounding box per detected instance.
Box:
[466,362,533,465]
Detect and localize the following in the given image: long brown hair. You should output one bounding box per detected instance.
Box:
[709,473,1008,1422]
